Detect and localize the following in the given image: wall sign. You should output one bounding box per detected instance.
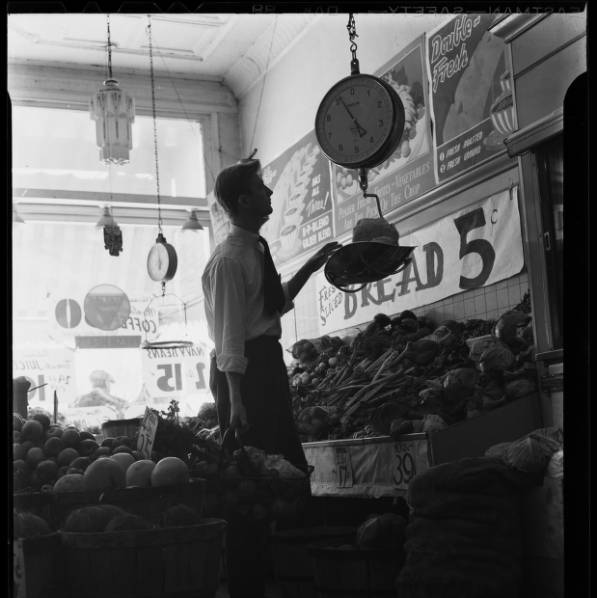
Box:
[427,15,515,182]
[260,130,333,265]
[303,435,429,498]
[333,35,436,237]
[316,187,523,334]
[141,341,211,402]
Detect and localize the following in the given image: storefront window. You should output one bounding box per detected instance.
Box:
[536,136,563,349]
[12,105,212,429]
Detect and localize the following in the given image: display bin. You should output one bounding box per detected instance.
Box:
[51,479,206,528]
[60,518,227,598]
[309,545,403,598]
[101,418,142,439]
[13,532,64,598]
[271,526,356,598]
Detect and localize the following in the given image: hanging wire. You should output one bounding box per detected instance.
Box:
[248,15,278,158]
[147,15,163,235]
[106,14,113,79]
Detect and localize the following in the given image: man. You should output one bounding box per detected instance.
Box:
[202,159,340,598]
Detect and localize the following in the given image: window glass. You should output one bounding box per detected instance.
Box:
[12,219,213,429]
[537,136,563,349]
[11,105,205,198]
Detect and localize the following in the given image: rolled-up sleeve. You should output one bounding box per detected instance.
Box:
[209,258,249,374]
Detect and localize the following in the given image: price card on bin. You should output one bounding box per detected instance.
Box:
[137,407,159,459]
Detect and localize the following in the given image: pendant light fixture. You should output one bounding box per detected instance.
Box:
[89,14,135,165]
[96,205,123,256]
[181,209,204,231]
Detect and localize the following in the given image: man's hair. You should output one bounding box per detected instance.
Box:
[214,159,262,216]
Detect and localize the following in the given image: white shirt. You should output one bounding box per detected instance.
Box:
[201,225,293,374]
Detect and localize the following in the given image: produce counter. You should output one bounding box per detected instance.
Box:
[303,433,429,498]
[303,392,542,498]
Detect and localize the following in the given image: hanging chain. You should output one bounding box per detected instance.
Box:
[347,13,359,74]
[106,14,113,79]
[147,15,163,235]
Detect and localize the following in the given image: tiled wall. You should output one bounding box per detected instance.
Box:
[282,271,529,349]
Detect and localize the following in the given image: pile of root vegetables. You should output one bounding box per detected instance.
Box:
[289,293,537,442]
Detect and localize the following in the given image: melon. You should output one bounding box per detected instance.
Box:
[110,452,135,471]
[150,457,189,487]
[70,456,91,472]
[57,447,80,467]
[43,436,65,458]
[125,459,155,488]
[112,444,133,455]
[105,514,153,532]
[63,505,126,532]
[79,431,96,441]
[91,447,111,460]
[25,446,46,468]
[13,430,21,443]
[163,504,200,527]
[13,512,51,538]
[13,443,27,461]
[46,426,64,439]
[61,428,81,447]
[57,465,69,478]
[101,437,116,448]
[114,436,132,448]
[13,460,30,491]
[78,439,99,457]
[53,473,85,493]
[21,420,45,443]
[83,457,126,492]
[35,459,59,485]
[32,413,51,430]
[67,467,85,475]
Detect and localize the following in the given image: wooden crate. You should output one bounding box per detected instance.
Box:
[13,533,63,598]
[52,479,205,528]
[61,518,226,598]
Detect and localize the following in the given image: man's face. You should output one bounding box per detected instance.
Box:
[243,174,274,222]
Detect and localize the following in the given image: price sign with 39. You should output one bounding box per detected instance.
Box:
[392,442,417,489]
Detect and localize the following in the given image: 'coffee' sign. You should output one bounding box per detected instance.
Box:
[316,187,523,334]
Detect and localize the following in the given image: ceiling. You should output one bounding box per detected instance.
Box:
[6,13,323,99]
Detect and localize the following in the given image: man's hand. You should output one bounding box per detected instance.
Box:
[305,241,342,273]
[229,399,248,432]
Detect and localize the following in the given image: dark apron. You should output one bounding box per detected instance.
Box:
[210,335,308,472]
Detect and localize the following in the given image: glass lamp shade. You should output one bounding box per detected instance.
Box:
[89,79,135,165]
[96,206,116,227]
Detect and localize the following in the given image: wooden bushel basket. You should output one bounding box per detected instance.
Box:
[60,518,226,598]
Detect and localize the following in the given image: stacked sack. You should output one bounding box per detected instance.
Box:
[396,457,538,598]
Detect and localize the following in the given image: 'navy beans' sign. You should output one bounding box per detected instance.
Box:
[316,187,523,334]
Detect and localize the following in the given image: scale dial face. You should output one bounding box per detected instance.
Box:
[315,73,405,169]
[147,240,177,282]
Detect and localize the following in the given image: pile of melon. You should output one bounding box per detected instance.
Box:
[13,412,190,495]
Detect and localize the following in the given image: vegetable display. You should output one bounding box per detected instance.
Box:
[288,292,537,441]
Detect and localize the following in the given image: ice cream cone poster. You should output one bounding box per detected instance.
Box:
[332,35,435,238]
[260,130,333,265]
[427,15,516,183]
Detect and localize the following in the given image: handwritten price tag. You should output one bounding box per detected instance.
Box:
[392,442,417,489]
[334,446,354,488]
[137,407,159,459]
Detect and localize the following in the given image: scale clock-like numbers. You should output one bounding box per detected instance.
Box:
[315,73,405,169]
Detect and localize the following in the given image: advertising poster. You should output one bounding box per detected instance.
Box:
[333,35,435,238]
[427,15,515,182]
[260,130,333,265]
[317,187,523,334]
